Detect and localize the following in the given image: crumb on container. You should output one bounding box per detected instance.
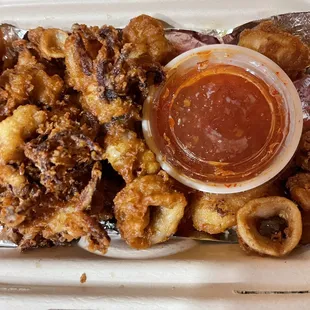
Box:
[80,272,87,284]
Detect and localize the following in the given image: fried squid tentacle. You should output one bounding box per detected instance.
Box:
[8,162,110,254]
[237,197,302,257]
[64,29,137,124]
[64,22,165,125]
[114,172,187,249]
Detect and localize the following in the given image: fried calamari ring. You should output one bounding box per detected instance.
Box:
[64,28,137,124]
[114,172,187,249]
[237,197,302,257]
[191,181,282,234]
[28,27,68,59]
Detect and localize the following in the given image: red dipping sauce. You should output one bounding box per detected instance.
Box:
[146,62,287,184]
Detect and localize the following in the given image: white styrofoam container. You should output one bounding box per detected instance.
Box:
[1,1,310,309]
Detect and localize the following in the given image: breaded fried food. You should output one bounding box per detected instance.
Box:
[239,21,310,79]
[191,181,282,234]
[1,162,110,254]
[24,105,104,199]
[114,172,187,249]
[123,14,175,64]
[0,15,172,254]
[104,124,160,183]
[64,27,134,124]
[0,44,64,114]
[287,173,310,211]
[237,197,302,257]
[0,105,46,164]
[64,23,164,124]
[0,48,38,113]
[31,69,64,105]
[28,27,68,59]
[0,165,29,197]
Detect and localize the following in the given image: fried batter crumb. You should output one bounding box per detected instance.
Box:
[80,272,87,284]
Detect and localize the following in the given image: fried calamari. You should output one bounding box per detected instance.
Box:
[1,14,308,258]
[24,107,104,199]
[123,14,175,64]
[104,124,160,183]
[237,197,302,257]
[28,27,68,59]
[0,15,177,253]
[191,181,282,234]
[0,44,64,116]
[0,105,46,164]
[239,21,310,79]
[3,163,110,253]
[287,131,310,212]
[64,28,135,124]
[64,20,165,124]
[114,172,187,249]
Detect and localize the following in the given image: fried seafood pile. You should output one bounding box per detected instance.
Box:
[0,14,185,253]
[0,14,309,258]
[188,21,310,257]
[189,128,310,257]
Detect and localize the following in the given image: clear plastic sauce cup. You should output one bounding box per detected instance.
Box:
[142,44,303,194]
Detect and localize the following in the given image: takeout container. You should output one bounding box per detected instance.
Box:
[143,44,303,193]
[1,1,310,310]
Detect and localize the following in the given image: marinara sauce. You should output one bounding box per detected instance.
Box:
[149,63,287,183]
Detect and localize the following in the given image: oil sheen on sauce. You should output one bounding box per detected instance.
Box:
[150,63,287,183]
